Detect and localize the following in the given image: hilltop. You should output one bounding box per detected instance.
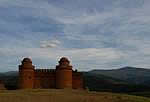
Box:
[89,66,150,85]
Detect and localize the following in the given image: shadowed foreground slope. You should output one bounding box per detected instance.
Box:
[0,89,150,102]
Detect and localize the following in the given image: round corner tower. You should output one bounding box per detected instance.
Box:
[56,57,72,89]
[19,58,35,89]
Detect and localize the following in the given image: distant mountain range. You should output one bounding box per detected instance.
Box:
[1,67,150,93]
[84,66,150,93]
[89,66,150,86]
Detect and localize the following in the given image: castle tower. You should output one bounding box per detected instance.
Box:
[56,57,72,89]
[19,58,35,89]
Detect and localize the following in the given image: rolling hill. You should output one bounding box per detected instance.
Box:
[89,66,150,86]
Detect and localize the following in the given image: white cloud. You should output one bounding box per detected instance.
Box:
[40,40,61,48]
[0,46,126,71]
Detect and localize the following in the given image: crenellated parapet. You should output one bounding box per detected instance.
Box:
[35,69,55,72]
[35,69,55,78]
[73,71,83,76]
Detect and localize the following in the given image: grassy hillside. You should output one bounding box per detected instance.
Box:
[0,89,150,102]
[0,71,18,90]
[83,72,150,93]
[90,67,150,86]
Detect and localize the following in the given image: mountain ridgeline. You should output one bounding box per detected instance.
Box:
[1,67,150,95]
[84,67,150,95]
[89,67,150,86]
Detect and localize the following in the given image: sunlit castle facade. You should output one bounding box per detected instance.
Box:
[18,57,83,89]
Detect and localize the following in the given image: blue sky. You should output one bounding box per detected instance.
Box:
[0,0,150,72]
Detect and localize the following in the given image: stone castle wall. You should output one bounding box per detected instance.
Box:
[34,69,56,88]
[19,57,83,89]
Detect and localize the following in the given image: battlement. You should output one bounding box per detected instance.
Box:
[35,69,55,72]
[73,70,83,75]
[73,73,83,77]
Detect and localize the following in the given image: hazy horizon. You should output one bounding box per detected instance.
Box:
[1,0,150,72]
[1,65,150,73]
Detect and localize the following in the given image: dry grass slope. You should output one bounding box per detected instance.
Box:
[0,89,149,102]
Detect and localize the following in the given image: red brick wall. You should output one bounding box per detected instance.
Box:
[34,70,56,88]
[72,72,83,89]
[19,67,35,89]
[56,69,72,89]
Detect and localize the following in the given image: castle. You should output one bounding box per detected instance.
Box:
[18,57,83,89]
